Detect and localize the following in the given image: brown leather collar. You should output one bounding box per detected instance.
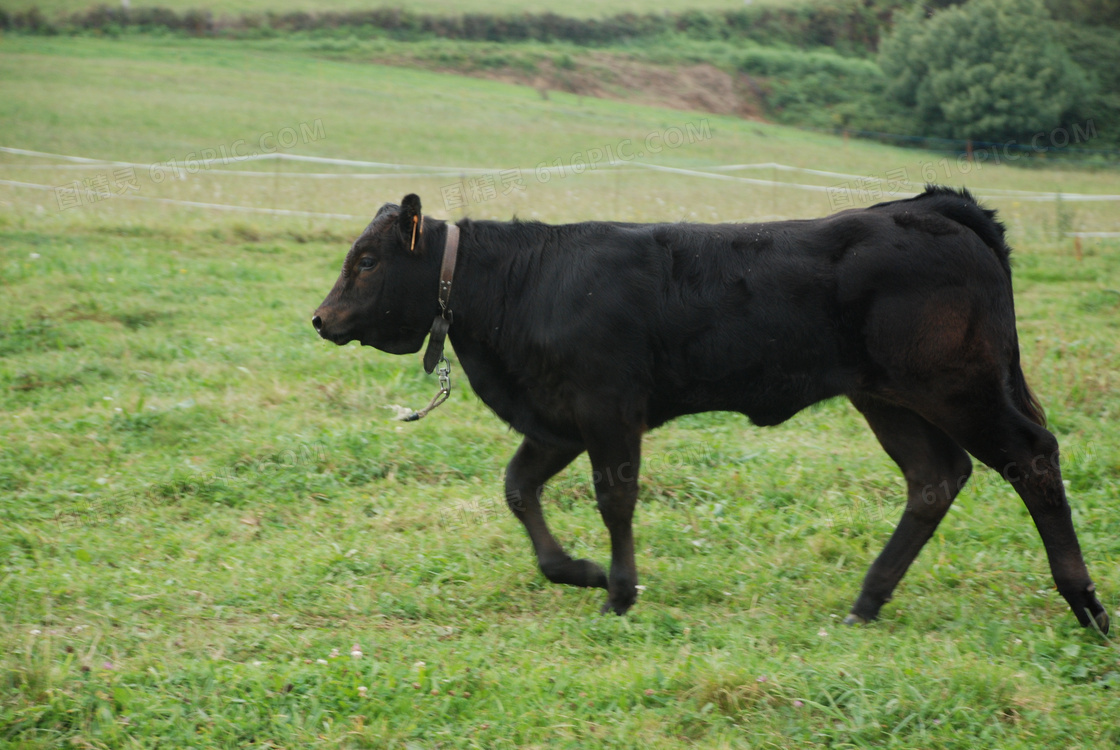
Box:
[437,224,459,319]
[422,223,459,374]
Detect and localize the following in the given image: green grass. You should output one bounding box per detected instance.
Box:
[2,35,1119,749]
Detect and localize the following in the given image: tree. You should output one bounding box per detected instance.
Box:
[879,0,1088,142]
[1046,0,1120,29]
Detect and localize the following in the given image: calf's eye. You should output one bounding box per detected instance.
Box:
[358,257,376,270]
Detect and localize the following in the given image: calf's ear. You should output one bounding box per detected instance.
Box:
[399,194,423,253]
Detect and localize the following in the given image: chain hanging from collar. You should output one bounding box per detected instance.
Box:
[392,223,460,422]
[399,354,451,422]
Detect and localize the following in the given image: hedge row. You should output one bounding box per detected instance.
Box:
[0,1,907,51]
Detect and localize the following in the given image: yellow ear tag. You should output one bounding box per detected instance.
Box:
[410,214,420,252]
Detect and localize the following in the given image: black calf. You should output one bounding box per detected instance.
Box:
[313,187,1108,632]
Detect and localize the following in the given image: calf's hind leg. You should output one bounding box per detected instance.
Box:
[845,395,974,624]
[932,402,1109,633]
[505,437,608,590]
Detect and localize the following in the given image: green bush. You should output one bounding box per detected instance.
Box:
[1045,0,1120,28]
[879,0,1090,142]
[1052,21,1120,148]
[737,46,907,131]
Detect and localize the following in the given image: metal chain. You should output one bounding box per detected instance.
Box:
[398,354,452,422]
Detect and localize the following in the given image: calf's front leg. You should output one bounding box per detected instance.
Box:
[505,437,608,590]
[581,421,643,615]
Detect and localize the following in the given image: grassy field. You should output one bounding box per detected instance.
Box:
[2,34,1119,749]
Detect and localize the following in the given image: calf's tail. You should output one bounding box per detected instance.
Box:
[919,186,1048,427]
[1009,347,1047,427]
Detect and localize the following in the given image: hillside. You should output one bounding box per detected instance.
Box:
[4,0,1120,155]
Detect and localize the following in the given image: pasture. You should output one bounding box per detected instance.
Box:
[2,34,1120,748]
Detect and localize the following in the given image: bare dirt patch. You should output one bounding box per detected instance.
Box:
[382,51,765,120]
[510,55,765,120]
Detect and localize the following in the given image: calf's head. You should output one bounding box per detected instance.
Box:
[312,194,441,354]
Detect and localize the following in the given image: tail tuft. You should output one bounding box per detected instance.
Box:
[1010,356,1047,427]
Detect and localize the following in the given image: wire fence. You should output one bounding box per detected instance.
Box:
[3,145,1119,228]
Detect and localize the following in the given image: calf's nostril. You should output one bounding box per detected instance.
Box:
[312,315,322,332]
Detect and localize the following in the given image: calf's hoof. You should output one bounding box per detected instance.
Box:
[1086,608,1110,636]
[1067,585,1109,635]
[842,613,868,626]
[599,580,639,616]
[1095,610,1110,635]
[600,595,635,616]
[540,556,608,589]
